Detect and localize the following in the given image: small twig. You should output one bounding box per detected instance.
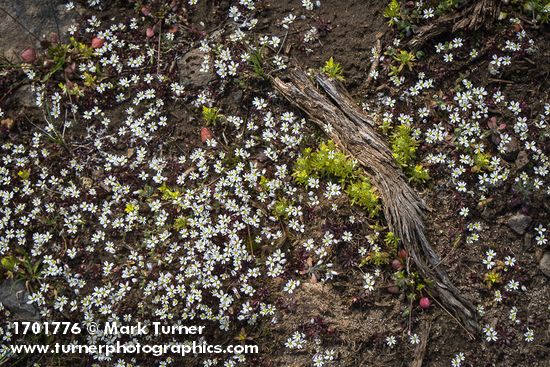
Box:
[361,35,383,94]
[488,78,514,84]
[523,57,536,66]
[246,225,254,257]
[410,321,431,367]
[221,130,230,146]
[277,30,289,55]
[157,20,163,75]
[408,297,413,335]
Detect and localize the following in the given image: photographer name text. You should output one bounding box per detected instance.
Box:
[104,322,205,336]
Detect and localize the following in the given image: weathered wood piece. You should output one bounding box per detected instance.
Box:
[272,68,479,335]
[407,0,500,49]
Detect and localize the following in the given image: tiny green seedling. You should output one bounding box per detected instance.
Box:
[322,57,344,81]
[392,50,416,74]
[384,0,402,26]
[202,106,221,126]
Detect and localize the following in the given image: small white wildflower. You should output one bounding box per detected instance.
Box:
[283,279,300,294]
[451,352,465,367]
[285,331,306,349]
[482,325,498,342]
[409,333,420,345]
[423,8,434,19]
[385,335,396,348]
[524,328,534,342]
[363,273,375,292]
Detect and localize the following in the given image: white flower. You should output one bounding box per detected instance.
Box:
[285,331,306,349]
[252,97,268,110]
[363,273,375,292]
[409,333,420,345]
[524,328,534,342]
[505,279,519,292]
[282,13,296,29]
[302,0,314,11]
[504,256,516,268]
[283,279,300,294]
[451,352,465,367]
[423,8,434,19]
[482,325,498,342]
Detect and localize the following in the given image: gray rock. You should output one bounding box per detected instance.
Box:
[514,150,530,171]
[0,280,40,320]
[0,0,83,61]
[506,213,532,235]
[230,89,243,105]
[502,136,521,162]
[178,48,216,88]
[540,252,550,277]
[11,84,36,108]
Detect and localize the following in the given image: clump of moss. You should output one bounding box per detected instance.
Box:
[293,140,380,217]
[472,151,491,172]
[391,125,418,167]
[202,106,221,126]
[158,182,181,200]
[346,178,381,215]
[173,216,188,230]
[294,140,356,185]
[272,198,292,219]
[409,164,430,183]
[384,231,399,249]
[359,230,400,267]
[387,125,430,184]
[391,49,416,75]
[362,250,391,266]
